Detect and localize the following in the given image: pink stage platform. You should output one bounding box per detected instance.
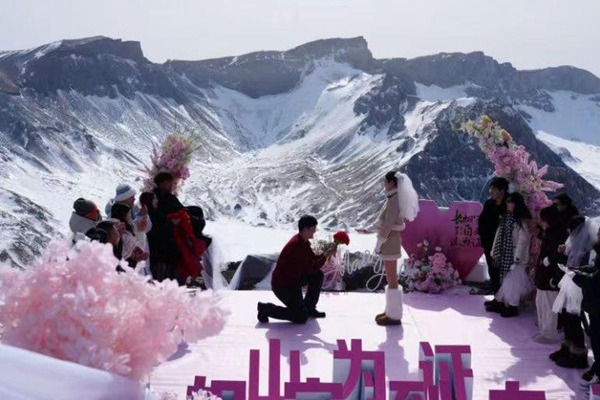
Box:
[150,290,588,399]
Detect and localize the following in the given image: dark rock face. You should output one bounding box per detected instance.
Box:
[354,74,417,136]
[521,66,600,95]
[166,36,375,98]
[382,51,516,89]
[0,37,188,101]
[2,35,597,101]
[168,56,303,99]
[380,51,600,96]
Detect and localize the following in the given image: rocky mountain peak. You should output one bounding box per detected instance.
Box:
[520,66,600,94]
[383,51,516,88]
[285,36,374,68]
[166,36,374,98]
[53,37,147,63]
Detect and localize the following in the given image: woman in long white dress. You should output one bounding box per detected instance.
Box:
[359,171,419,326]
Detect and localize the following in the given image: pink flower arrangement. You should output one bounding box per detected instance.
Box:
[402,241,461,293]
[0,240,227,382]
[142,133,200,194]
[313,233,350,290]
[462,115,563,216]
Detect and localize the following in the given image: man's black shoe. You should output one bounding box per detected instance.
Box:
[257,302,269,323]
[308,309,326,318]
[500,305,519,318]
[555,352,589,369]
[550,344,569,362]
[485,301,505,313]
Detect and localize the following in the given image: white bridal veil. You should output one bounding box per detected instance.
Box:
[565,217,598,267]
[395,172,420,222]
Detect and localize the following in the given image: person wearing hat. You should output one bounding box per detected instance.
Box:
[105,183,137,215]
[69,198,101,243]
[105,183,152,237]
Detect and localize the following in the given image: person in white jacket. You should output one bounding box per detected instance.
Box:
[68,198,101,243]
[486,192,533,317]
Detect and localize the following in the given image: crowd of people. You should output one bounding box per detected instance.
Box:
[478,177,600,386]
[67,170,600,386]
[69,172,211,286]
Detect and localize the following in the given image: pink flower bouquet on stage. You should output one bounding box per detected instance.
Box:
[402,240,461,294]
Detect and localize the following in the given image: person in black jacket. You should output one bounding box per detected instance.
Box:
[553,193,579,227]
[533,206,568,343]
[551,194,581,332]
[573,233,600,384]
[478,177,509,294]
[88,219,126,271]
[149,172,207,285]
[147,173,182,281]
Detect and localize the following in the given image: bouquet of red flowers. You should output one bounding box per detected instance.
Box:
[333,231,350,246]
[313,231,351,255]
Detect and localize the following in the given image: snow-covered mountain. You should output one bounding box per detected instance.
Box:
[1,36,599,266]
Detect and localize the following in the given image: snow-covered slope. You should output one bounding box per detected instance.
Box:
[520,91,600,145]
[536,131,600,189]
[205,60,379,148]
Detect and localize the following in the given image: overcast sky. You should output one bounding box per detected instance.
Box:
[2,0,599,77]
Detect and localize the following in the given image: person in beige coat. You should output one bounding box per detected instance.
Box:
[359,171,419,326]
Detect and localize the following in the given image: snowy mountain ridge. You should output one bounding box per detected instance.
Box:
[0,36,599,266]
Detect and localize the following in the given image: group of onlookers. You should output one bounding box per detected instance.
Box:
[478,177,600,386]
[69,172,210,285]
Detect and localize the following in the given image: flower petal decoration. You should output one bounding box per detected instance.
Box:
[0,240,228,382]
[142,132,200,194]
[461,115,562,215]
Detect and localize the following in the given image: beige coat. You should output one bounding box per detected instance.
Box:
[372,190,404,260]
[374,190,405,240]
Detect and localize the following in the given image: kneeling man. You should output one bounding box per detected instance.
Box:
[258,215,337,324]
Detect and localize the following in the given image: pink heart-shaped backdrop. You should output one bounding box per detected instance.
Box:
[402,200,484,279]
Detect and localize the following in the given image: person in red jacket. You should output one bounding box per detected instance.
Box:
[257,215,337,324]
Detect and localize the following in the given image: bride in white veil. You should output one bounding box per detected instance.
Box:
[358,170,419,326]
